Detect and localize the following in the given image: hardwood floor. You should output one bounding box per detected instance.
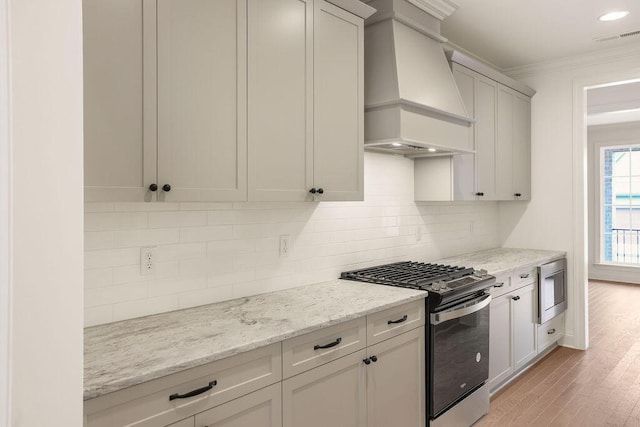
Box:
[475,280,640,427]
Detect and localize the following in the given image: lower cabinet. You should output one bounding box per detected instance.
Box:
[282,326,425,427]
[195,383,282,427]
[283,349,367,427]
[489,282,538,392]
[366,327,425,427]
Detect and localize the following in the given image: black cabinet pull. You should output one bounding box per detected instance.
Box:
[370,355,378,362]
[494,282,504,288]
[547,328,556,335]
[520,273,530,279]
[363,358,371,365]
[475,192,484,196]
[169,380,216,401]
[314,337,342,350]
[317,188,324,194]
[162,184,171,192]
[515,193,522,197]
[512,296,520,301]
[309,188,317,194]
[387,315,408,325]
[148,183,158,192]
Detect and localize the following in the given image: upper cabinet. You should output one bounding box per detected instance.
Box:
[84,0,373,203]
[414,53,534,202]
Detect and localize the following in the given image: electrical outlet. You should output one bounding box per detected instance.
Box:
[140,247,157,275]
[279,235,290,258]
[415,226,422,242]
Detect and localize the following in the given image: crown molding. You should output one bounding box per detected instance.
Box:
[504,42,640,80]
[405,0,458,20]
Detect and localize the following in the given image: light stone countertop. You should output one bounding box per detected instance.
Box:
[84,279,427,400]
[435,247,566,277]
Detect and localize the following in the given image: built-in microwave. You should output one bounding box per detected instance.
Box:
[537,258,567,324]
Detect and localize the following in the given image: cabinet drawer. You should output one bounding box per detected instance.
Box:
[85,343,282,427]
[366,299,425,346]
[512,266,535,288]
[490,274,512,298]
[283,317,366,378]
[537,313,565,352]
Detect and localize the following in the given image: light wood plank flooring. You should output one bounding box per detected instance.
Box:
[476,280,640,427]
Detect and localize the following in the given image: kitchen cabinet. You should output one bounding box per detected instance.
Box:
[415,60,532,202]
[248,0,364,201]
[488,270,538,392]
[84,298,425,427]
[283,300,425,427]
[84,0,247,202]
[195,383,282,427]
[84,0,368,203]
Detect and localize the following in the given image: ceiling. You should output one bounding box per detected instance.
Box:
[440,0,640,70]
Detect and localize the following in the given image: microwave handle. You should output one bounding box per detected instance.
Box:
[430,293,491,325]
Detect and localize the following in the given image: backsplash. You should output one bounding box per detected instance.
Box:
[84,152,499,326]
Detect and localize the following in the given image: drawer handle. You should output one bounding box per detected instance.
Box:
[169,380,217,401]
[494,282,504,288]
[512,296,521,301]
[314,337,342,350]
[363,358,371,365]
[547,328,556,335]
[520,273,530,279]
[388,315,408,325]
[370,355,378,362]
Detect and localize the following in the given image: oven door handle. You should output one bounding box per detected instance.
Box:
[430,293,491,325]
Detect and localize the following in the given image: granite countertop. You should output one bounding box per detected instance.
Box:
[84,279,427,400]
[436,247,566,277]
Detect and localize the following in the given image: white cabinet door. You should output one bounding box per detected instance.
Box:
[313,0,364,201]
[512,92,531,200]
[475,75,498,200]
[512,283,537,370]
[367,327,425,427]
[247,0,313,201]
[157,0,247,202]
[283,349,367,427]
[195,383,282,427]
[495,85,514,200]
[83,0,156,202]
[489,293,513,391]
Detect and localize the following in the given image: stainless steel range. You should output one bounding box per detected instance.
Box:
[341,261,495,427]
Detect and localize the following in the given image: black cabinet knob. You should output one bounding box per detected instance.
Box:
[370,355,378,363]
[309,188,317,194]
[363,358,371,365]
[512,296,521,301]
[317,188,324,194]
[515,193,522,197]
[475,192,484,197]
[162,184,171,192]
[148,184,158,192]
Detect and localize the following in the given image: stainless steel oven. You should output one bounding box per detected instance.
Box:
[430,291,491,427]
[537,258,567,324]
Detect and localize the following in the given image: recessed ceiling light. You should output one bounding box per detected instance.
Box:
[599,11,630,22]
[391,142,403,147]
[427,148,437,152]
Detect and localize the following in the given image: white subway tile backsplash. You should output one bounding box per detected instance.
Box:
[83,153,501,327]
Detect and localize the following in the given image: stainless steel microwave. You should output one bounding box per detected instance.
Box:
[537,258,567,324]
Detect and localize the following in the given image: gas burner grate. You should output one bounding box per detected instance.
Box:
[340,262,474,289]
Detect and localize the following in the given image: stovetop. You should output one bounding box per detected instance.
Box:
[340,261,495,308]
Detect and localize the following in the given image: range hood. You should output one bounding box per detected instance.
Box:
[363,0,474,157]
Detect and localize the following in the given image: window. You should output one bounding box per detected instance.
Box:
[600,145,640,264]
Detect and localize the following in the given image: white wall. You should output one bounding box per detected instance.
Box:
[8,0,84,425]
[85,152,501,326]
[500,44,640,349]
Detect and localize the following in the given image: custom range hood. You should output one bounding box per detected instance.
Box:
[364,0,474,157]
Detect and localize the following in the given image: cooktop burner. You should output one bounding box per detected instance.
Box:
[340,261,495,308]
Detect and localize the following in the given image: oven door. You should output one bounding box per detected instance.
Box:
[430,292,491,418]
